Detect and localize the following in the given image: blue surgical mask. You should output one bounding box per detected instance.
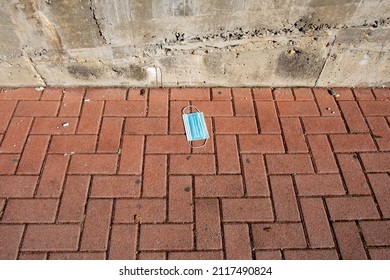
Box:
[182,111,209,142]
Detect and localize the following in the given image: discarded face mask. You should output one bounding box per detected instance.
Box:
[182,105,209,148]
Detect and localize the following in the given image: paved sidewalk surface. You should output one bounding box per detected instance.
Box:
[0,87,389,260]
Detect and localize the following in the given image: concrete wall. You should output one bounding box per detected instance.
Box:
[1,0,389,88]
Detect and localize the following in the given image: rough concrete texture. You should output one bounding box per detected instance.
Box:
[0,0,389,87]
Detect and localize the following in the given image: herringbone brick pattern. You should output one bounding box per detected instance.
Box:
[0,87,389,260]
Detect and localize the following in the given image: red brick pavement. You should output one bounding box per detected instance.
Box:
[0,87,389,260]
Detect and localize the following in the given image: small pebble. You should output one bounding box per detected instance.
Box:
[62,122,69,127]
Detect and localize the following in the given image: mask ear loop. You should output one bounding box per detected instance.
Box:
[182,105,208,149]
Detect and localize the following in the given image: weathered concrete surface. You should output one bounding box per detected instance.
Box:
[0,0,389,87]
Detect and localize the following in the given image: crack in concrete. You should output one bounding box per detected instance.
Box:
[89,0,108,45]
[24,51,47,86]
[314,35,337,87]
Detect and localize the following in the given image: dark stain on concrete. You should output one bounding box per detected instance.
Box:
[129,65,147,81]
[67,65,101,79]
[203,53,224,74]
[276,49,321,79]
[174,0,194,16]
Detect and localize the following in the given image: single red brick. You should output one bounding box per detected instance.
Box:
[255,250,282,260]
[326,196,380,221]
[80,199,113,251]
[169,251,223,260]
[0,176,37,197]
[332,88,354,100]
[212,88,231,100]
[31,117,77,135]
[353,88,375,100]
[77,101,104,134]
[338,101,369,132]
[14,101,59,117]
[119,135,143,174]
[330,134,376,152]
[22,224,80,251]
[277,101,319,116]
[215,116,259,134]
[127,88,148,100]
[337,154,371,194]
[85,88,126,100]
[2,199,58,223]
[252,223,306,249]
[367,117,390,151]
[124,117,167,134]
[17,135,50,174]
[59,89,84,116]
[169,176,193,222]
[232,88,255,116]
[49,252,105,260]
[222,198,273,222]
[170,154,216,175]
[242,154,269,196]
[266,154,314,174]
[333,221,367,260]
[108,224,137,260]
[307,135,338,173]
[0,117,32,153]
[142,155,167,198]
[114,199,165,223]
[171,88,210,100]
[104,101,146,116]
[313,88,340,116]
[69,154,118,174]
[50,135,97,153]
[274,88,294,101]
[97,118,123,152]
[191,101,233,116]
[0,88,41,100]
[284,249,338,260]
[300,198,334,248]
[57,176,90,222]
[360,152,390,172]
[372,88,390,100]
[19,253,47,260]
[0,225,24,259]
[139,224,193,250]
[293,88,314,100]
[195,175,244,197]
[369,248,390,260]
[256,101,281,133]
[216,135,240,174]
[270,176,300,222]
[368,174,390,218]
[146,135,189,154]
[148,88,168,116]
[295,174,345,196]
[253,88,273,100]
[195,198,222,250]
[239,135,285,153]
[91,176,141,198]
[302,117,347,134]
[138,252,166,260]
[224,224,252,260]
[281,118,308,153]
[359,101,390,116]
[0,154,20,174]
[36,155,69,197]
[0,101,17,133]
[40,88,63,101]
[359,221,390,246]
[169,101,187,134]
